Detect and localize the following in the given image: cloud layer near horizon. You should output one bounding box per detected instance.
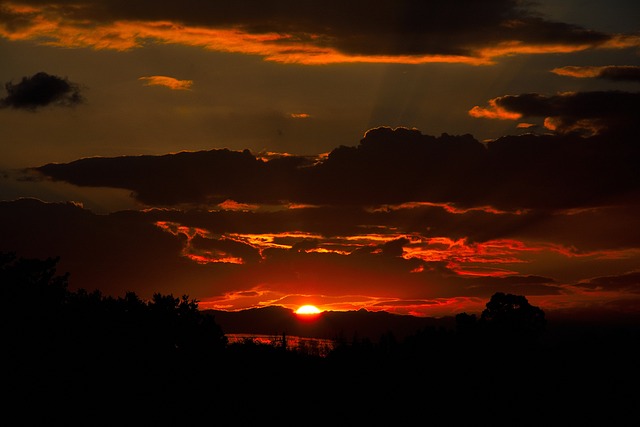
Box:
[1,193,638,318]
[1,0,637,64]
[3,109,638,317]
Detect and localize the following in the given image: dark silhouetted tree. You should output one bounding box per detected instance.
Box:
[479,292,546,342]
[1,251,69,314]
[455,312,478,336]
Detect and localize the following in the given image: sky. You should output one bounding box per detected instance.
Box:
[1,0,639,319]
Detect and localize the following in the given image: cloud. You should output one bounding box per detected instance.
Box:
[1,71,83,110]
[139,75,193,90]
[470,90,640,135]
[551,65,640,82]
[1,1,637,64]
[33,121,640,211]
[188,234,262,264]
[4,198,638,317]
[516,122,538,129]
[576,271,640,294]
[469,98,523,120]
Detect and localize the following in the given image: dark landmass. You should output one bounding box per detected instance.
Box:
[205,304,640,347]
[203,305,456,342]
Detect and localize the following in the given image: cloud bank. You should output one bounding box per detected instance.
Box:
[34,119,639,211]
[15,97,637,317]
[1,1,637,64]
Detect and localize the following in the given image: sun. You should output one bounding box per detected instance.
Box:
[295,304,322,315]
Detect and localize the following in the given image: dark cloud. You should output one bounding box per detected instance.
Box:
[472,90,640,136]
[0,198,188,297]
[1,72,84,110]
[552,65,640,82]
[190,235,262,264]
[598,66,640,82]
[382,238,410,257]
[0,0,624,62]
[35,117,640,210]
[576,271,640,294]
[35,148,313,206]
[0,198,563,308]
[134,200,640,255]
[510,204,640,253]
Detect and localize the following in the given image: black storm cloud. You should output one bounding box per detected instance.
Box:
[1,72,84,110]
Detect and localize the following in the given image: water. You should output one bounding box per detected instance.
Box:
[226,333,337,357]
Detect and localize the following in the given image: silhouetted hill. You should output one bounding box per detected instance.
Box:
[203,306,456,342]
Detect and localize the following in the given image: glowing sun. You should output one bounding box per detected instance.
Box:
[296,305,322,315]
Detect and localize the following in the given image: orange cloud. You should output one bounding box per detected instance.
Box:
[369,201,527,215]
[0,14,487,65]
[217,199,258,212]
[471,91,640,136]
[551,66,603,78]
[155,219,588,281]
[2,2,637,65]
[139,75,193,90]
[551,65,640,82]
[543,116,604,135]
[468,99,522,120]
[516,122,537,129]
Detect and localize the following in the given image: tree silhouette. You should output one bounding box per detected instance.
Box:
[1,251,69,313]
[1,252,227,358]
[479,292,546,343]
[455,312,478,336]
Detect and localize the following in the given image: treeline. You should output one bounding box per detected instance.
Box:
[2,252,637,426]
[1,252,227,358]
[1,252,547,361]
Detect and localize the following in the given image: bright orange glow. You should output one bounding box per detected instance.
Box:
[139,75,193,90]
[290,113,311,119]
[551,66,603,78]
[517,122,537,129]
[469,99,522,120]
[217,199,258,211]
[368,201,527,215]
[296,305,322,315]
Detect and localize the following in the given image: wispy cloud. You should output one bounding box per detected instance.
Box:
[551,65,640,82]
[139,76,193,90]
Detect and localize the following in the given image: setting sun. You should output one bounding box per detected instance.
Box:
[296,305,322,315]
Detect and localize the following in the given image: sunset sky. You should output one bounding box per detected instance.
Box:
[1,0,639,319]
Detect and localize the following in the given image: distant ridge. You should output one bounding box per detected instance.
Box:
[203,306,455,342]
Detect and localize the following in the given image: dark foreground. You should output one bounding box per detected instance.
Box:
[3,253,639,426]
[6,312,639,426]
